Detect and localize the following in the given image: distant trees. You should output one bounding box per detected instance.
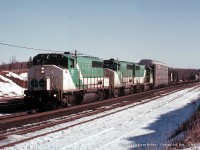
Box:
[0,55,199,80]
[1,62,6,70]
[0,56,33,72]
[27,56,33,69]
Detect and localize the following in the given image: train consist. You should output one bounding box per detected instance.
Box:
[24,52,198,109]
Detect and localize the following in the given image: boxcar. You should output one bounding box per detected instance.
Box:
[139,59,168,88]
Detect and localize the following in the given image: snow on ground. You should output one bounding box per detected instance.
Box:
[4,71,27,81]
[0,72,27,98]
[19,73,27,81]
[1,84,200,150]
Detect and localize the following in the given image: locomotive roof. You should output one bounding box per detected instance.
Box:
[77,55,102,60]
[119,61,138,65]
[104,59,136,64]
[64,52,102,60]
[140,59,168,67]
[34,53,102,60]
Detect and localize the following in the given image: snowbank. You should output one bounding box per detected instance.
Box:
[4,71,27,81]
[0,73,26,98]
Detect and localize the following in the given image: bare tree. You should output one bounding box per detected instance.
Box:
[27,56,33,69]
[0,62,6,71]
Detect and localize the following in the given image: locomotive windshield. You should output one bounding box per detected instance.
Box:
[103,60,118,71]
[33,54,68,68]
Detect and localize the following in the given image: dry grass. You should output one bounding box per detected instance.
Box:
[11,69,28,74]
[182,106,200,147]
[169,104,200,149]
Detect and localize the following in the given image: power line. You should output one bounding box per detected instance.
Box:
[0,42,64,52]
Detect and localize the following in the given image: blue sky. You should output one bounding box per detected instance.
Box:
[0,0,200,68]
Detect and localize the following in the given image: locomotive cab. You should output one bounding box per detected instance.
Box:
[103,59,121,71]
[103,59,127,97]
[33,54,69,68]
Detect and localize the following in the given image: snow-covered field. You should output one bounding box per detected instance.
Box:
[0,71,27,99]
[1,84,200,150]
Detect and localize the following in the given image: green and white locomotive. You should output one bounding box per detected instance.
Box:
[24,52,110,108]
[103,59,153,97]
[24,52,160,109]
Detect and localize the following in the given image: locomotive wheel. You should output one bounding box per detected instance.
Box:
[130,87,134,94]
[24,98,36,109]
[49,101,58,110]
[61,95,75,107]
[42,99,59,110]
[38,100,58,111]
[119,87,125,96]
[66,100,75,107]
[113,89,119,98]
[97,91,105,101]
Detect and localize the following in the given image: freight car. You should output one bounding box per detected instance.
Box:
[24,52,169,109]
[168,68,200,83]
[139,59,169,88]
[168,68,179,85]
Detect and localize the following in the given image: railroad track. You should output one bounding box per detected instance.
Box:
[0,109,37,120]
[0,82,199,149]
[0,98,25,113]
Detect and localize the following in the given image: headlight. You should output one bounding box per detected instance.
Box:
[41,67,45,74]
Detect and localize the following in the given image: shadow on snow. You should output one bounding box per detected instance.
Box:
[125,98,200,150]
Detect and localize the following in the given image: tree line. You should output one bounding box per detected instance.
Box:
[0,56,33,71]
[0,56,199,81]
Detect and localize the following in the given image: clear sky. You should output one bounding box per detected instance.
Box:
[0,0,200,68]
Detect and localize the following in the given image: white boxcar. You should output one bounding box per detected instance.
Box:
[139,59,168,88]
